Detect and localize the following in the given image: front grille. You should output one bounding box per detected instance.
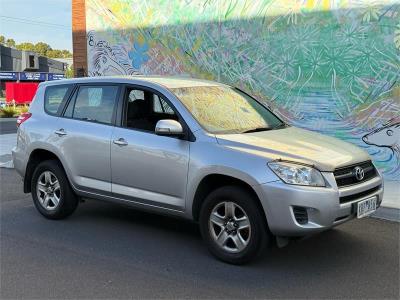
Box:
[339,184,381,204]
[293,206,308,225]
[334,161,377,187]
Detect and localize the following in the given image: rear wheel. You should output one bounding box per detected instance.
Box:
[31,160,78,219]
[199,186,270,264]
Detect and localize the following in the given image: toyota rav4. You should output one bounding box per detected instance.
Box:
[12,76,383,264]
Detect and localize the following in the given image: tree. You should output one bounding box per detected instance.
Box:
[61,49,72,58]
[46,49,72,58]
[6,38,16,48]
[34,42,52,56]
[1,35,72,57]
[65,64,74,78]
[47,49,62,58]
[16,42,35,51]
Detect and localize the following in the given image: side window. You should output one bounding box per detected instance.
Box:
[125,87,177,132]
[153,94,174,114]
[63,93,75,118]
[44,85,72,115]
[65,85,118,124]
[128,89,144,102]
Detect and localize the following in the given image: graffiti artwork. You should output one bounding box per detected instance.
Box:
[85,0,400,180]
[363,120,400,159]
[87,31,138,76]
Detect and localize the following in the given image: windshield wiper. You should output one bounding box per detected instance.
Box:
[242,127,272,133]
[273,123,289,129]
[242,123,289,133]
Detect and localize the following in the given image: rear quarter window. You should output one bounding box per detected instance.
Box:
[44,84,73,115]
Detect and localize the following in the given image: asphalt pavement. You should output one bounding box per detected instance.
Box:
[1,168,399,299]
[0,118,17,134]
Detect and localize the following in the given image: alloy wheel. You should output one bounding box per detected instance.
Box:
[209,201,251,253]
[36,171,61,211]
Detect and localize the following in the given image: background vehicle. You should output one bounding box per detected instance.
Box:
[12,76,383,264]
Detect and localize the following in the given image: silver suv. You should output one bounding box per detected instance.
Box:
[13,76,383,264]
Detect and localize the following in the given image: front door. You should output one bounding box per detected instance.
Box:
[110,86,190,210]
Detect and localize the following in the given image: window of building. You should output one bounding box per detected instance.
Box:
[29,55,35,68]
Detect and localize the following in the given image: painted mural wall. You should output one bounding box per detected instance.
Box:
[85,0,400,180]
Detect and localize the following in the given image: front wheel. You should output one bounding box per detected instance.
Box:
[199,186,270,264]
[31,160,78,219]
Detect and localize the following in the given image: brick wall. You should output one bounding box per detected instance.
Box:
[72,0,87,77]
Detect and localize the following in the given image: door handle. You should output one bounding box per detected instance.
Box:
[54,129,67,136]
[113,138,128,146]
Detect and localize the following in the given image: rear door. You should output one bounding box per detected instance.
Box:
[56,83,121,195]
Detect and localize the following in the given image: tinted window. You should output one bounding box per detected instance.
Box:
[63,93,75,118]
[128,89,144,102]
[171,86,283,134]
[125,88,178,132]
[153,94,174,114]
[69,86,118,124]
[44,85,72,115]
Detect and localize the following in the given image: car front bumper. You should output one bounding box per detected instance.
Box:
[256,172,384,236]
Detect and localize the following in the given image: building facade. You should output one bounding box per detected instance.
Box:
[72,0,400,181]
[0,45,66,76]
[0,44,67,101]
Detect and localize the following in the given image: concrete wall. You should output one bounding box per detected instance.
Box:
[0,45,22,71]
[80,0,399,181]
[38,57,65,73]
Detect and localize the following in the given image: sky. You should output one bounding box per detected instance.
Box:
[0,0,72,51]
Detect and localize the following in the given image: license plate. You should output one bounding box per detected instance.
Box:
[357,197,377,218]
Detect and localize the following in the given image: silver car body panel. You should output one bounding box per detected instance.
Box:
[254,172,383,236]
[55,117,114,194]
[12,76,384,236]
[110,126,190,210]
[215,127,371,172]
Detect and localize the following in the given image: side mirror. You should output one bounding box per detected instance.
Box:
[155,119,184,136]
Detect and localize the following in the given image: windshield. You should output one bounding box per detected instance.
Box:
[171,86,285,134]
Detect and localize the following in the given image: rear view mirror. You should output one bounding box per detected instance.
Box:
[155,119,184,136]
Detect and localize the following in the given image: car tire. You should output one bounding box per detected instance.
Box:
[31,160,78,220]
[199,185,270,264]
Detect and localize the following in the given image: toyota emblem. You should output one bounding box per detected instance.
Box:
[354,166,365,181]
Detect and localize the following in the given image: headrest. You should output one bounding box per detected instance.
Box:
[127,99,147,118]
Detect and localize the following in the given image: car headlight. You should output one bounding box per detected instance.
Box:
[268,161,325,187]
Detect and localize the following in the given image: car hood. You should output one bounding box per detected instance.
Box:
[215,127,370,172]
